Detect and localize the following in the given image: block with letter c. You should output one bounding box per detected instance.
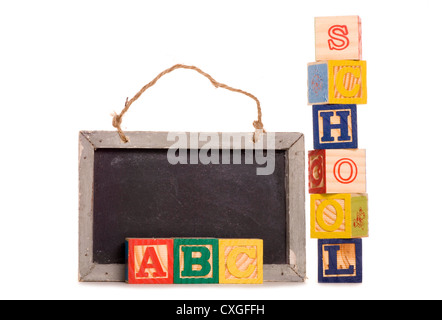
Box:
[218,239,263,284]
[308,60,367,105]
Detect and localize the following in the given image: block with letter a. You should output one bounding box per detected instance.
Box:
[315,15,362,61]
[125,238,174,284]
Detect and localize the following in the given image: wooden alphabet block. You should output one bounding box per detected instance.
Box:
[315,16,362,61]
[310,193,368,239]
[173,238,219,284]
[218,239,263,284]
[313,104,358,150]
[125,238,174,284]
[308,149,366,194]
[308,60,367,105]
[318,238,362,283]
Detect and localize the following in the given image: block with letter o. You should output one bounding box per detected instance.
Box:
[308,149,366,194]
[310,193,368,239]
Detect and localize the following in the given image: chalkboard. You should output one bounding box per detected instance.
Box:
[79,131,305,282]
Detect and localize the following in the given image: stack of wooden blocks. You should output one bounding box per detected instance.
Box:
[308,16,368,283]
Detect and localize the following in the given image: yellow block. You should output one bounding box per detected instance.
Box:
[328,60,367,104]
[311,193,369,239]
[218,239,263,284]
[311,194,352,239]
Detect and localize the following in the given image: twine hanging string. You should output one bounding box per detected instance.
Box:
[112,64,265,143]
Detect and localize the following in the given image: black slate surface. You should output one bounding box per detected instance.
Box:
[93,148,288,265]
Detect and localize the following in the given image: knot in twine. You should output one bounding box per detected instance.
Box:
[111,64,265,143]
[253,120,264,130]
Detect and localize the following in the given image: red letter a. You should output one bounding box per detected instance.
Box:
[136,247,167,278]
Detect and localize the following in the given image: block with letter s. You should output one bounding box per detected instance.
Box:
[315,15,362,61]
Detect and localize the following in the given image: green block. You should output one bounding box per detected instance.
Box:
[351,194,368,238]
[173,238,219,284]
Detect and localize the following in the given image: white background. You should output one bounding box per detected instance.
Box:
[1,0,441,300]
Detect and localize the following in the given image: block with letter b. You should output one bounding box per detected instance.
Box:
[318,238,362,283]
[308,60,367,105]
[313,104,358,149]
[218,239,263,284]
[310,193,368,239]
[308,149,366,194]
[315,15,362,61]
[125,238,174,284]
[173,238,219,284]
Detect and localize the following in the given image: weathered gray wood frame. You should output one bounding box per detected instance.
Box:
[79,131,305,282]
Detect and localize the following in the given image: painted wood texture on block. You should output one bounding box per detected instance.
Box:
[218,239,263,284]
[315,16,362,61]
[308,149,366,194]
[126,238,174,284]
[173,238,219,284]
[313,104,358,149]
[308,60,367,105]
[310,193,368,239]
[318,238,362,283]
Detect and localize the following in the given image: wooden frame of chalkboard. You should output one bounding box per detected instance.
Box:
[78,131,305,282]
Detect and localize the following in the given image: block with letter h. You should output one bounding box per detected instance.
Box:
[313,104,358,149]
[126,238,263,284]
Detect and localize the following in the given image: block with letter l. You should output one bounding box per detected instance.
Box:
[318,238,362,283]
[313,104,358,149]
